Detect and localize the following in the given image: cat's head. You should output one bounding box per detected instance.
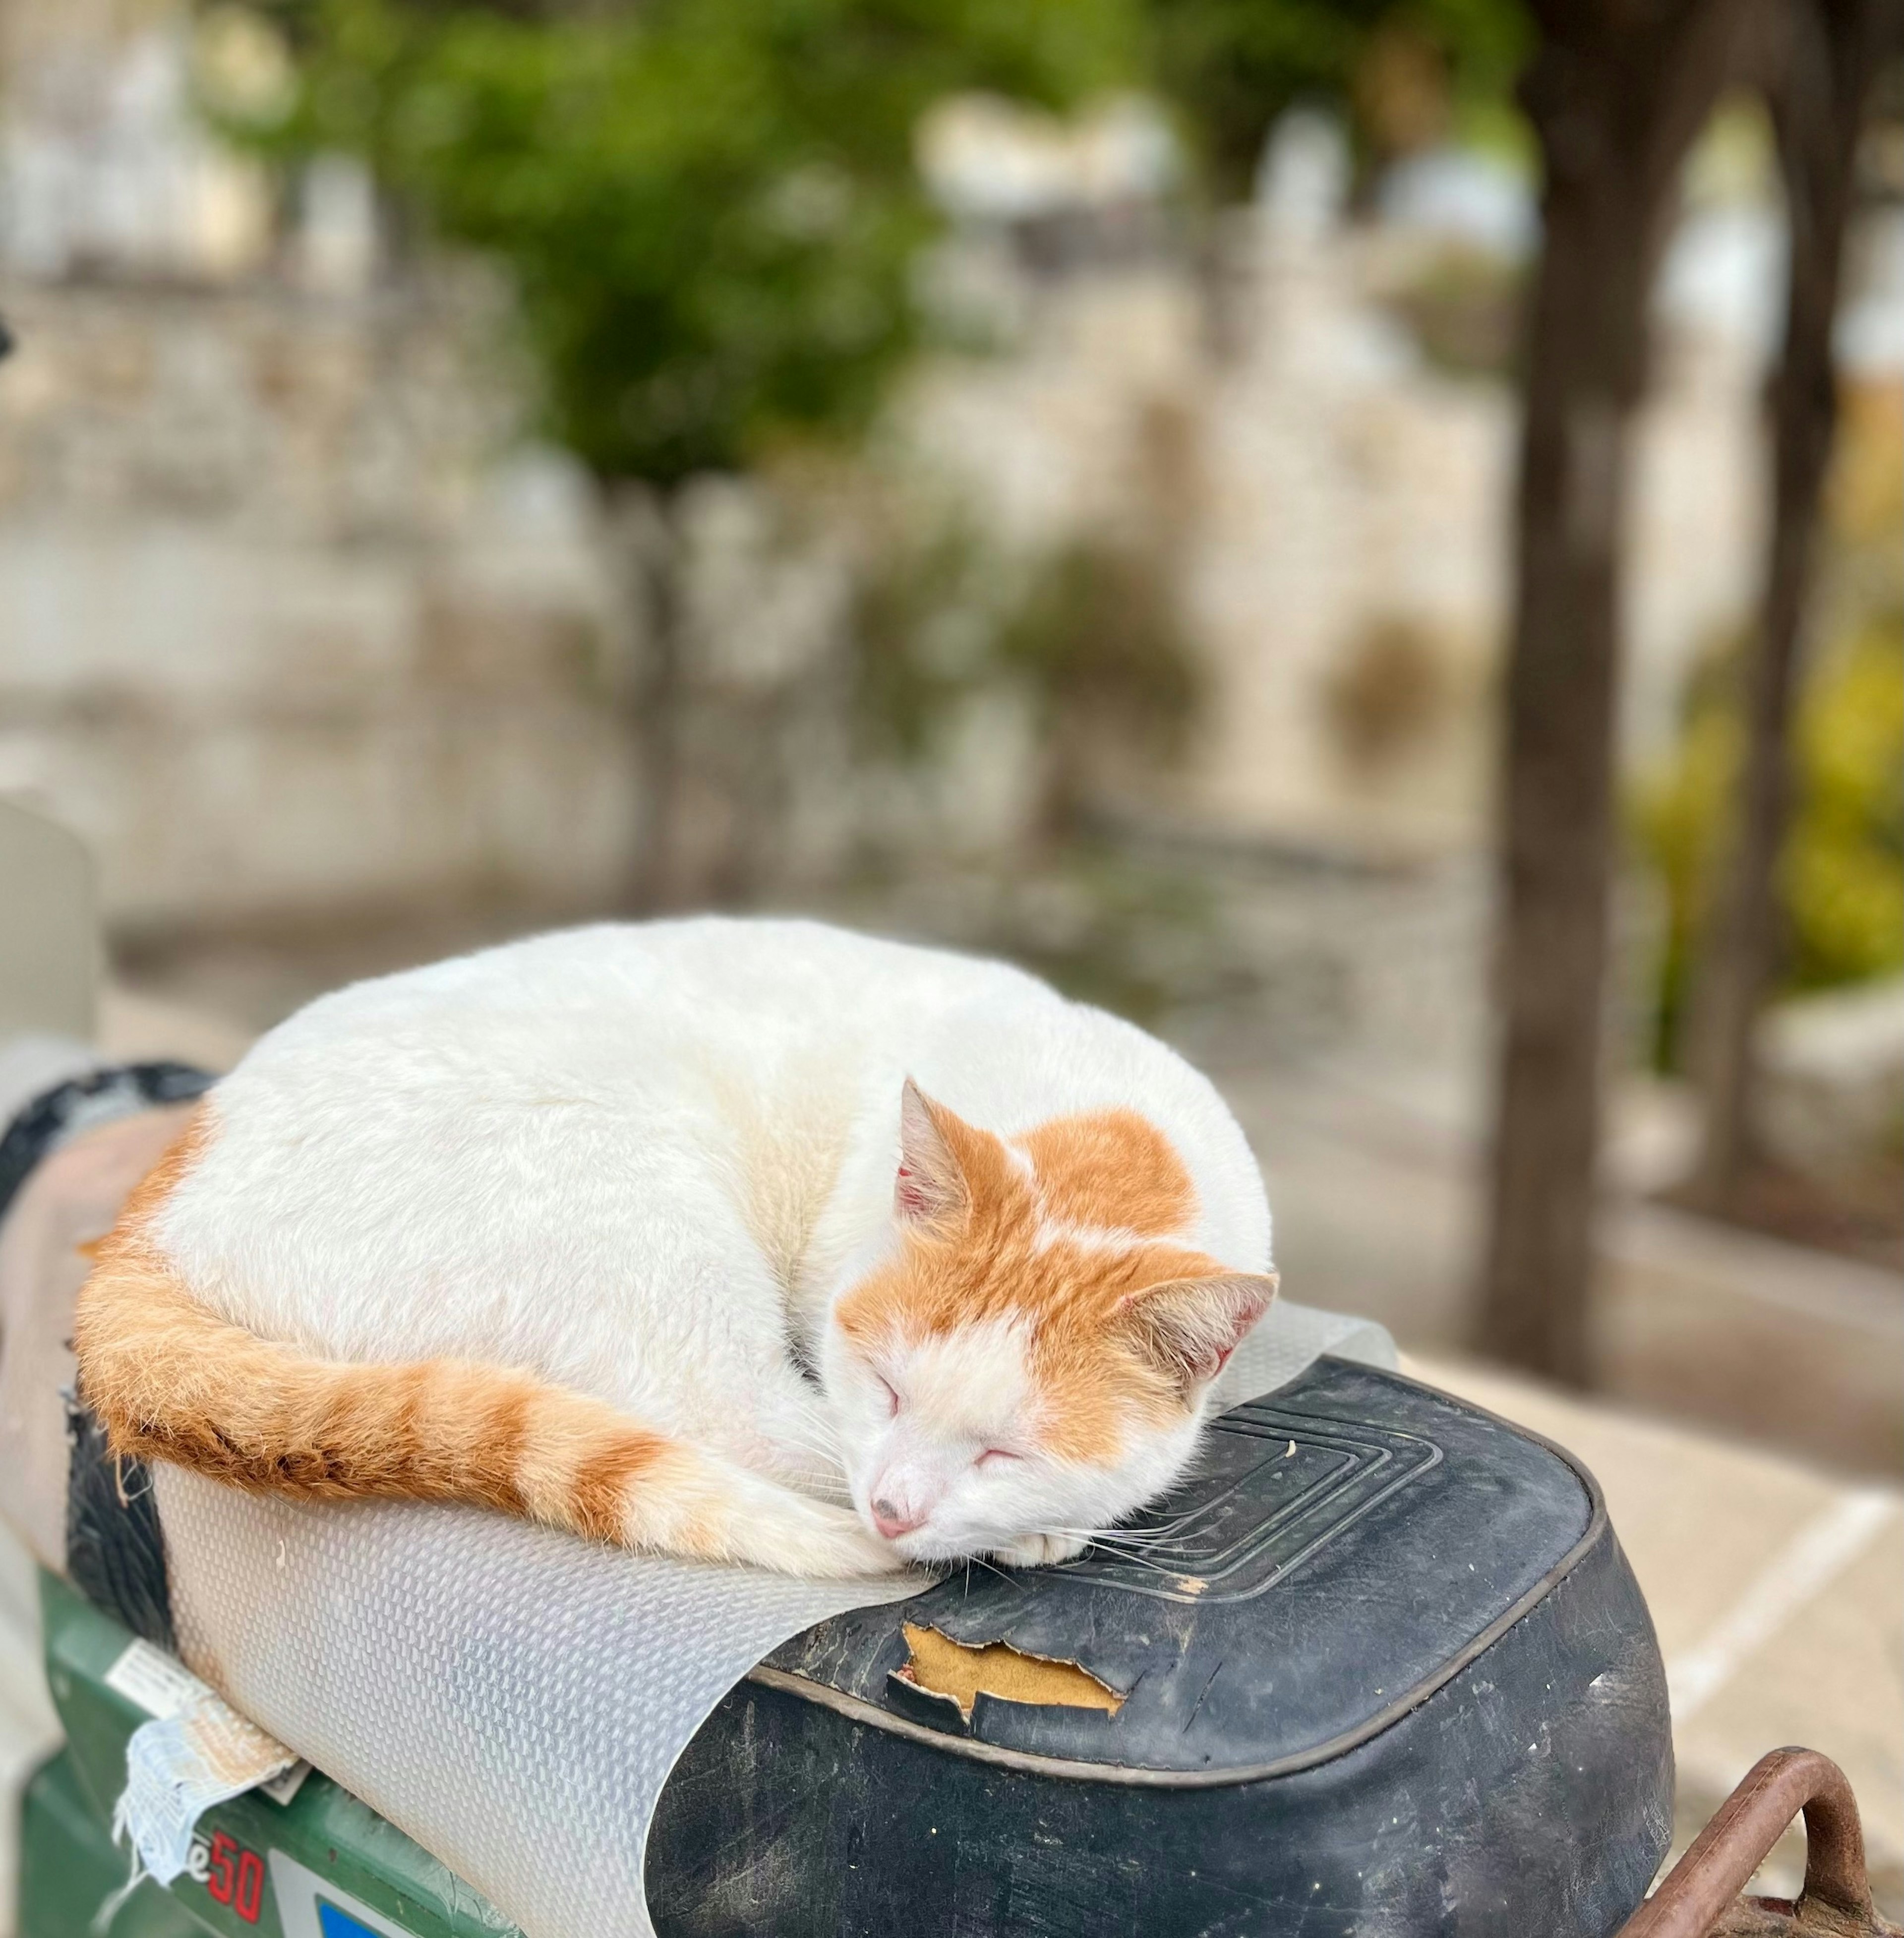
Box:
[823,1080,1275,1566]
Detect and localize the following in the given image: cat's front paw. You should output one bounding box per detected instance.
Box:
[991,1532,1089,1569]
[708,1468,909,1577]
[776,1502,910,1578]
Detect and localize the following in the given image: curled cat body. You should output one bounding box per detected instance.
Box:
[76,918,1276,1578]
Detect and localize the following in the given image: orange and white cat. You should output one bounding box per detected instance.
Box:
[75,918,1276,1578]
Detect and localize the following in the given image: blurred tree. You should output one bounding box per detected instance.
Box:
[1140,0,1528,199]
[1479,0,1759,1385]
[1686,0,1904,1212]
[227,0,1138,901]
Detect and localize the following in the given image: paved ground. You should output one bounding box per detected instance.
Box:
[1222,1057,1904,1478]
[1409,1352,1904,1914]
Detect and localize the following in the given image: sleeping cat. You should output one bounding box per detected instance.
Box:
[75,918,1276,1578]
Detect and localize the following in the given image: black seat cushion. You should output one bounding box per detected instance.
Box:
[649,1358,1673,1938]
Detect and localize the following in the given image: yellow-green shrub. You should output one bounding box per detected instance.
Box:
[1634,613,1904,1069]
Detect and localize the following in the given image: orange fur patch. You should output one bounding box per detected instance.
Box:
[1016,1108,1195,1237]
[837,1096,1226,1461]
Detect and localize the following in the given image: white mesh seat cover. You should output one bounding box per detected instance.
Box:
[154,1303,1396,1938]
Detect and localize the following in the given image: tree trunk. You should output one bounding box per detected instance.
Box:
[612,482,820,912]
[1479,0,1757,1382]
[608,485,688,913]
[1687,0,1903,1211]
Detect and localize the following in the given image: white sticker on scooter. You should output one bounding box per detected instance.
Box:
[104,1636,208,1720]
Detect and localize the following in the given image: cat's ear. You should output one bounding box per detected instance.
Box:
[1116,1271,1278,1397]
[894,1080,972,1230]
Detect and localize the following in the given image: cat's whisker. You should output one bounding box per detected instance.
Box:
[772,1415,847,1452]
[1109,1502,1211,1537]
[1039,1523,1180,1546]
[963,1506,1202,1553]
[771,1432,843,1458]
[1028,1526,1202,1575]
[1066,1543,1195,1578]
[1096,1516,1206,1545]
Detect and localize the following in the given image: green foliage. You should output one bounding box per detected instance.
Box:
[230,0,1138,483]
[1140,0,1529,199]
[1783,617,1904,991]
[224,0,1535,482]
[850,511,1003,759]
[850,510,1199,792]
[1634,615,1904,1069]
[1632,655,1742,1070]
[995,538,1200,757]
[1322,615,1454,770]
[1376,241,1523,378]
[981,842,1222,1027]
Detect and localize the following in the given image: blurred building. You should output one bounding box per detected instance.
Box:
[907,105,1820,858]
[0,4,643,941]
[3,4,1895,965]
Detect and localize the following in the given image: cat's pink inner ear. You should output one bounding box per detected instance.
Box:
[1117,1271,1279,1394]
[895,1079,970,1228]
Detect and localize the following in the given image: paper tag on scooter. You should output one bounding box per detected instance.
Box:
[113,1690,299,1884]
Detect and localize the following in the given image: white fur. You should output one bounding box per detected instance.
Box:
[153,918,1273,1562]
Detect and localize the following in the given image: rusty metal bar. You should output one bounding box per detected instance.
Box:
[1619,1747,1902,1938]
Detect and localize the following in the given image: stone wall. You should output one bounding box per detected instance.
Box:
[903,206,1773,860]
[0,274,641,933]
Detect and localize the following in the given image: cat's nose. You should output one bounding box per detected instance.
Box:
[871,1497,925,1540]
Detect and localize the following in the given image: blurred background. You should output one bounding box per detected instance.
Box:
[0,0,1899,1916]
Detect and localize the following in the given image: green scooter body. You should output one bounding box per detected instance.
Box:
[20,1573,513,1938]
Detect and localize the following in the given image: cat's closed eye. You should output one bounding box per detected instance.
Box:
[876,1375,900,1417]
[975,1449,1021,1468]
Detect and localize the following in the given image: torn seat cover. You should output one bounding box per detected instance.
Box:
[647,1357,1673,1938]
